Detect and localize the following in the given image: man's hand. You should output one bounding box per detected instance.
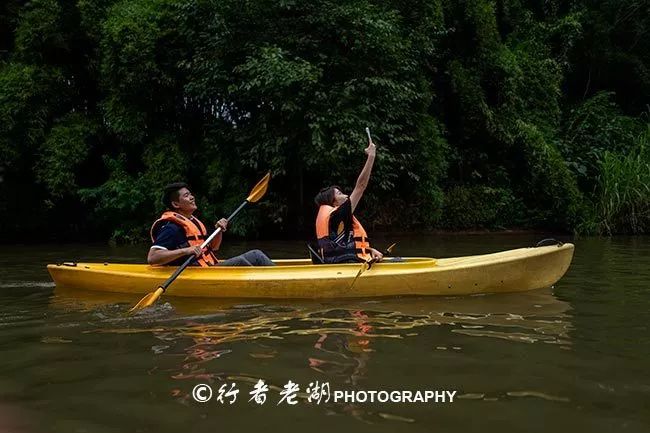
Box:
[370,248,383,261]
[183,246,202,257]
[364,140,376,157]
[215,218,228,232]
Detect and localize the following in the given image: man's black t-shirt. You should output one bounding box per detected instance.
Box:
[150,220,200,266]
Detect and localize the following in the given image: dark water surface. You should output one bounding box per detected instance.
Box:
[0,234,648,433]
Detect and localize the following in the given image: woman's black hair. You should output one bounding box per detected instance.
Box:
[162,182,189,210]
[314,185,341,207]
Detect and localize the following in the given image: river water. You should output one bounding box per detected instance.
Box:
[0,234,648,433]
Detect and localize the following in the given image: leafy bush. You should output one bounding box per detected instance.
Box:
[36,113,98,198]
[561,92,643,189]
[513,121,583,229]
[594,126,650,234]
[440,185,524,230]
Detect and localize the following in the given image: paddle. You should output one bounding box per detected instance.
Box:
[384,243,397,256]
[348,243,397,290]
[129,172,271,312]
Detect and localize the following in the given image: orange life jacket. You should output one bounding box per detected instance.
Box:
[150,211,218,267]
[315,205,371,261]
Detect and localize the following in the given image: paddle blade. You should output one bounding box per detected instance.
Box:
[349,260,371,289]
[246,172,271,203]
[129,287,164,313]
[355,262,368,279]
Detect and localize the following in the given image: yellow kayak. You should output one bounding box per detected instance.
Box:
[47,244,573,298]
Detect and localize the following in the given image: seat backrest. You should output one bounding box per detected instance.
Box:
[306,242,324,264]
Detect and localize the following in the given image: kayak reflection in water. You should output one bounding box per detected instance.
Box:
[313,133,384,264]
[147,182,274,267]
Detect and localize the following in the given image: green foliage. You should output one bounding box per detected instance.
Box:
[442,0,578,229]
[410,116,448,227]
[440,185,524,230]
[561,92,644,189]
[79,154,150,242]
[179,0,449,232]
[594,127,650,234]
[0,0,648,241]
[13,0,65,64]
[141,134,188,191]
[0,63,60,162]
[514,121,583,229]
[79,134,187,242]
[0,1,25,53]
[36,113,98,199]
[100,0,174,141]
[566,0,650,114]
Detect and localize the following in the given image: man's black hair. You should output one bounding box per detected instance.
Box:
[162,182,189,210]
[314,185,341,207]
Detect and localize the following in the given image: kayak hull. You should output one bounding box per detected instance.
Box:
[47,244,574,298]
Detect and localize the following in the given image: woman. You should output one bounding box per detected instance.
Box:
[314,136,383,264]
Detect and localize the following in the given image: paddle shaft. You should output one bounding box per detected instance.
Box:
[158,200,250,293]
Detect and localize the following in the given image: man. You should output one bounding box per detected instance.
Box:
[313,137,384,264]
[148,182,274,266]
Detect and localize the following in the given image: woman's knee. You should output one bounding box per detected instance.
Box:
[246,249,274,266]
[219,255,251,266]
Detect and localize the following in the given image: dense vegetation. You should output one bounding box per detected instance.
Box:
[1,0,648,242]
